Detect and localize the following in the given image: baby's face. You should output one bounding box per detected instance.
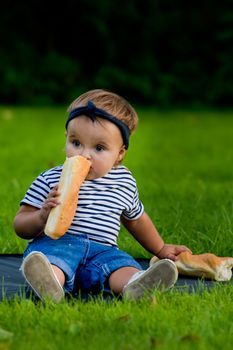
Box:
[65,116,126,180]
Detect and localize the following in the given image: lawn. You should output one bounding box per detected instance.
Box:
[0,107,233,349]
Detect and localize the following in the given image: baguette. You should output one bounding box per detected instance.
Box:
[44,155,91,239]
[150,252,233,281]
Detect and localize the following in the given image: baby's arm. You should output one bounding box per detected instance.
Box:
[121,212,164,255]
[14,185,60,239]
[121,212,191,261]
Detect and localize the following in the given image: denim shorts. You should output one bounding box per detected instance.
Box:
[23,233,142,293]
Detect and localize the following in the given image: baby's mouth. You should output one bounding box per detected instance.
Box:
[86,167,93,179]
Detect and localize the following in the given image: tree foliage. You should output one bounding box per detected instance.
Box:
[0,0,232,106]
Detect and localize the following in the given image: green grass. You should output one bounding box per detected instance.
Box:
[0,107,233,349]
[1,287,233,350]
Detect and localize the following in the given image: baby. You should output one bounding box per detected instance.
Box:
[14,89,191,302]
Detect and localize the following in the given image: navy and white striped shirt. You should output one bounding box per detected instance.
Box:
[20,165,144,246]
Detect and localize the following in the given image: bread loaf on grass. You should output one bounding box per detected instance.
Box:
[44,155,91,239]
[150,252,233,281]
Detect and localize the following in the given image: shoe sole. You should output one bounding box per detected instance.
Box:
[123,259,178,300]
[21,251,64,303]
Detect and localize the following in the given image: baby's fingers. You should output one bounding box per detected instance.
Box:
[47,198,61,207]
[167,253,178,261]
[178,245,192,254]
[48,186,60,199]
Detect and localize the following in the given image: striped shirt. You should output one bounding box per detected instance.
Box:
[20,165,144,246]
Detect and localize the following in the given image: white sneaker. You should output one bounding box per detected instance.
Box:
[21,252,64,303]
[123,259,178,300]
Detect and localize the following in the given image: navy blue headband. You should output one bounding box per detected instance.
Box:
[66,101,130,149]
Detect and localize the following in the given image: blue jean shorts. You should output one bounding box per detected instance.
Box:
[23,233,142,293]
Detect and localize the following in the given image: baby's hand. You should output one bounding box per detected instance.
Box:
[40,185,61,222]
[157,244,192,261]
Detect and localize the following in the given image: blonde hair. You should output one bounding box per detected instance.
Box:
[67,89,138,134]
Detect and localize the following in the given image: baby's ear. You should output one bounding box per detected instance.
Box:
[117,147,126,164]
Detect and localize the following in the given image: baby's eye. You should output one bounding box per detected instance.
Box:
[72,140,81,147]
[95,144,105,152]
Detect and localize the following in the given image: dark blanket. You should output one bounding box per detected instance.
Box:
[0,255,232,301]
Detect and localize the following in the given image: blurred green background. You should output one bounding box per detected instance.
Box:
[0,0,232,107]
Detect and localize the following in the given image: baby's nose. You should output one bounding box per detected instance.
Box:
[80,148,92,160]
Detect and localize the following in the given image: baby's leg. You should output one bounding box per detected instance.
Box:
[108,266,140,293]
[109,260,178,300]
[52,264,65,286]
[22,252,65,303]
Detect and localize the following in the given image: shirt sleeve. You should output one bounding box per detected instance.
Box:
[122,186,144,220]
[20,174,52,209]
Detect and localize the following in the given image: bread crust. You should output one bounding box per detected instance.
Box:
[44,155,91,239]
[150,252,233,281]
